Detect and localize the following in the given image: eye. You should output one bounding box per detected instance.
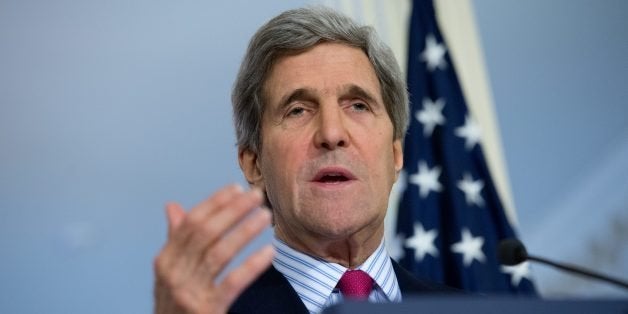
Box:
[351,102,370,112]
[286,106,305,117]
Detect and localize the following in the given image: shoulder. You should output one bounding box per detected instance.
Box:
[391,259,462,294]
[229,265,309,314]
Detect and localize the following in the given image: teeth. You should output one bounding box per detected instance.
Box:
[320,173,347,182]
[315,171,351,182]
[325,173,343,178]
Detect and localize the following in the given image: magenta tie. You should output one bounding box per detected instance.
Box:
[337,270,374,300]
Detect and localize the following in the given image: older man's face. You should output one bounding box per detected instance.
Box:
[241,42,402,242]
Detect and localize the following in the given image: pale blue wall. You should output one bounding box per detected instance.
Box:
[474,0,628,235]
[0,1,308,313]
[1,1,627,313]
[473,0,628,295]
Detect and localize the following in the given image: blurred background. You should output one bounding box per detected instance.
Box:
[1,0,627,313]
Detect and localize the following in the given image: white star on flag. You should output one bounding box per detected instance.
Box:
[501,262,532,286]
[451,228,486,267]
[409,160,443,198]
[397,1,537,294]
[455,115,482,150]
[405,223,439,261]
[420,34,447,71]
[386,233,406,261]
[415,98,446,137]
[457,172,485,207]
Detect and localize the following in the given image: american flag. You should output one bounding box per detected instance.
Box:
[393,0,536,294]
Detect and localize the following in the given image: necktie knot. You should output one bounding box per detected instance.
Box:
[337,270,374,300]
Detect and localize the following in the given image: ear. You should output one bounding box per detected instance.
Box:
[392,139,403,180]
[238,147,264,189]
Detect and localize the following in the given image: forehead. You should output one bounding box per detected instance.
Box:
[262,42,382,105]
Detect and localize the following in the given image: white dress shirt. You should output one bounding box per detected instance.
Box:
[272,236,402,314]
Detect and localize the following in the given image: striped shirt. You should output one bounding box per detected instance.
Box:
[272,236,402,314]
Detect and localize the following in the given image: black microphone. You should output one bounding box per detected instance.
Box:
[497,238,628,290]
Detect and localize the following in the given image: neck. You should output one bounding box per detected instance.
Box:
[274,223,385,268]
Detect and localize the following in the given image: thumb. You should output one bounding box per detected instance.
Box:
[165,202,186,237]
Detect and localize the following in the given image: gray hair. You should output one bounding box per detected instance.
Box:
[232,6,409,153]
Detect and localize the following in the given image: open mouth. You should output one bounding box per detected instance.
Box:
[317,173,350,183]
[312,168,356,184]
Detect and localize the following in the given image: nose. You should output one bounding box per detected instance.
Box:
[313,104,348,150]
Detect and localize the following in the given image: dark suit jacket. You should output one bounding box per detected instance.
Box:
[229,259,455,314]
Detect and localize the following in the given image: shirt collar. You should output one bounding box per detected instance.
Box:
[272,235,400,313]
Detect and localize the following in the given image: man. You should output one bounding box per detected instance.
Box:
[154,6,450,314]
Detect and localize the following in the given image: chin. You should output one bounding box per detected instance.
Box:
[310,214,376,240]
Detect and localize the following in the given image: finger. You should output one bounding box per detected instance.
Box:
[218,245,275,310]
[155,185,256,291]
[173,184,244,249]
[187,184,244,223]
[184,188,264,256]
[154,202,188,283]
[165,202,186,238]
[200,208,272,278]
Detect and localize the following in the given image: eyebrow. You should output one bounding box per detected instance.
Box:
[276,88,318,113]
[338,84,379,106]
[274,84,381,114]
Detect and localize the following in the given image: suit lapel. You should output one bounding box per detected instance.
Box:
[230,258,456,313]
[229,265,309,314]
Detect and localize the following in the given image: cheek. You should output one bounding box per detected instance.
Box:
[260,134,303,195]
[368,143,399,189]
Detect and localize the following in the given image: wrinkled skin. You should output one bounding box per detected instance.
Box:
[153,42,402,313]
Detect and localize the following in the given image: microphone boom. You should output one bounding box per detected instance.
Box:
[498,238,628,290]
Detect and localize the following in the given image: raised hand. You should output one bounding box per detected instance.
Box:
[154,185,274,314]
